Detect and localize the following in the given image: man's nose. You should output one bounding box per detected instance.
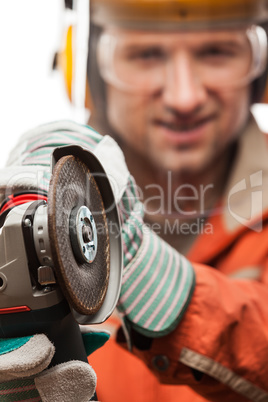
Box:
[162,51,207,113]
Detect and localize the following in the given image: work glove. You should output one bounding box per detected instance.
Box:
[0,333,98,401]
[0,121,103,202]
[113,162,196,338]
[0,330,109,401]
[5,120,196,339]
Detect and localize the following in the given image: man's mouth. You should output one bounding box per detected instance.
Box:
[155,114,215,133]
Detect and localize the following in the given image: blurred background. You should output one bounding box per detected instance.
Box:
[0,0,76,166]
[0,0,267,167]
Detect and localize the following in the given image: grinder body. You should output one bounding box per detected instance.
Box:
[0,200,88,366]
[0,145,122,368]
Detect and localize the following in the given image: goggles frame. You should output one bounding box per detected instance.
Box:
[97,24,268,93]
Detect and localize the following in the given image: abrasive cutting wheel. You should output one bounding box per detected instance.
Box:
[47,154,110,316]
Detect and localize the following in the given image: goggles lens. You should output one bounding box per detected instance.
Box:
[97,25,267,93]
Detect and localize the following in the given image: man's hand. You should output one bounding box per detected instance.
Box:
[0,334,97,401]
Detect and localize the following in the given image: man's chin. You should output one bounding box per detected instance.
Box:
[151,150,209,176]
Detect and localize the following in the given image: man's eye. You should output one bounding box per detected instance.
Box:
[199,46,236,59]
[128,48,165,62]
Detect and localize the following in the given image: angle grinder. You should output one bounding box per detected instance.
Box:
[0,145,122,367]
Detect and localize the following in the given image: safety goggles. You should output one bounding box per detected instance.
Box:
[97,25,267,93]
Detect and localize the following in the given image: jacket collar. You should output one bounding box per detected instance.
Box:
[222,115,268,232]
[188,115,268,263]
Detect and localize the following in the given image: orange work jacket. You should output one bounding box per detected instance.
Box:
[89,118,268,402]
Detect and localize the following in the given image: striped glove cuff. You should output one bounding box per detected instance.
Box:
[118,228,195,338]
[0,378,40,401]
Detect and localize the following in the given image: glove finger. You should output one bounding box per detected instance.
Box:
[0,334,54,381]
[35,360,97,402]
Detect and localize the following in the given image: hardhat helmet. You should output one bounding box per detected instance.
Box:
[91,0,268,30]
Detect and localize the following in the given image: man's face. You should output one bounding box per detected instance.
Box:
[102,28,252,174]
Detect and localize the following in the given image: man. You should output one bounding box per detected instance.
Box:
[1,0,268,401]
[84,0,268,401]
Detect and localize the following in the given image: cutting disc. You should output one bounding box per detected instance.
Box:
[47,155,110,315]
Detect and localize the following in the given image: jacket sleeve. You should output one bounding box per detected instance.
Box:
[130,251,268,402]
